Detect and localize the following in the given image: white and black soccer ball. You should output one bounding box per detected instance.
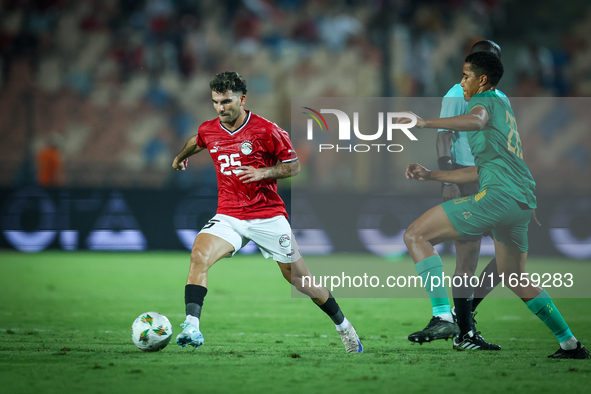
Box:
[131,312,173,352]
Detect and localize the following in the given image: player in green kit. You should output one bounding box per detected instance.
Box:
[400,51,589,358]
[408,40,507,350]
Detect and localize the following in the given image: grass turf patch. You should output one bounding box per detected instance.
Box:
[0,251,590,393]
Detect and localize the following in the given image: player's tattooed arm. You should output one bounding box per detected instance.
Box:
[405,163,478,184]
[172,135,204,171]
[236,159,300,184]
[266,160,300,179]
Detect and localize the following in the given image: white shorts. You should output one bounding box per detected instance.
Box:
[198,214,302,264]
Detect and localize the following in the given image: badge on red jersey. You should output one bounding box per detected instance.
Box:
[240,141,253,155]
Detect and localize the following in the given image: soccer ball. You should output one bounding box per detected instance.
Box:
[131,312,173,352]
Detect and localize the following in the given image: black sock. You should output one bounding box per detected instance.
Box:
[452,276,474,335]
[185,284,208,319]
[316,297,345,325]
[453,296,474,335]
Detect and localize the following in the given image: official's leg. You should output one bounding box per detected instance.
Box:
[451,179,496,341]
[453,179,482,277]
[453,239,480,278]
[456,255,503,350]
[452,238,481,336]
[442,190,508,350]
[452,242,501,350]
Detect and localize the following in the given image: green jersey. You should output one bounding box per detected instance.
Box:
[466,91,537,209]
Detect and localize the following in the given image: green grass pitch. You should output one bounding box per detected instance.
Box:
[0,251,590,394]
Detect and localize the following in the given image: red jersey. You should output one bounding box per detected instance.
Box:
[196,111,298,220]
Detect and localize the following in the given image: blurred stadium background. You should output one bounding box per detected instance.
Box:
[0,0,590,259]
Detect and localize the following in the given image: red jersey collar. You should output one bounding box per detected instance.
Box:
[219,110,251,135]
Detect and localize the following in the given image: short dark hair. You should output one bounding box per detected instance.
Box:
[209,71,248,95]
[465,51,504,87]
[470,40,502,60]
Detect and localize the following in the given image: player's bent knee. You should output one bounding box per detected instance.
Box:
[403,226,422,247]
[190,248,214,271]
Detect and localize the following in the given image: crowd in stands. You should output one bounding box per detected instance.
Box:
[0,0,589,192]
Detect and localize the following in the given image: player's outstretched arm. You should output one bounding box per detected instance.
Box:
[236,159,300,184]
[172,135,204,171]
[398,107,488,132]
[405,163,478,184]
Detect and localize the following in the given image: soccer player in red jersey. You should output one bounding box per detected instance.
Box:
[171,71,363,353]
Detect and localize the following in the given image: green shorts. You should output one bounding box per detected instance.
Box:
[441,188,532,252]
